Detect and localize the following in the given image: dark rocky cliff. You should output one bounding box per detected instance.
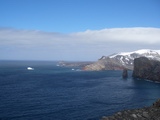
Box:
[132,57,160,82]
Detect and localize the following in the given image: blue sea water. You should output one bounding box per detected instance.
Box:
[0,61,160,120]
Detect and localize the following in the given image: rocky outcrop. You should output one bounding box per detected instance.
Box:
[101,99,160,120]
[83,49,160,71]
[132,57,160,82]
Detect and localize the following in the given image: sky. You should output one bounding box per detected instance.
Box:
[0,0,160,61]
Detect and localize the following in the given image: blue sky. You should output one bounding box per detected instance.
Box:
[0,0,160,61]
[1,0,160,33]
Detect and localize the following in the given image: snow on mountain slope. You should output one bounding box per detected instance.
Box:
[108,49,160,69]
[155,50,160,54]
[110,49,160,58]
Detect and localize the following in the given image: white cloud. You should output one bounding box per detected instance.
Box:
[0,27,160,61]
[70,27,160,44]
[0,28,67,46]
[0,27,160,46]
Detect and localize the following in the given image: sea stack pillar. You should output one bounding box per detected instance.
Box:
[122,69,128,78]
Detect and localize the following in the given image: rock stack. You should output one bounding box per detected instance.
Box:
[122,69,128,78]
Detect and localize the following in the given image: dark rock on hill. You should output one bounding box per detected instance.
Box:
[132,57,160,82]
[101,99,160,120]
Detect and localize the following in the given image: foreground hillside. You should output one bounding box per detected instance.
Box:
[101,99,160,120]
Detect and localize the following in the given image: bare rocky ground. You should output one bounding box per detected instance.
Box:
[101,99,160,120]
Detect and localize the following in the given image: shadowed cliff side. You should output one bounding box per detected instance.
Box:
[132,57,160,82]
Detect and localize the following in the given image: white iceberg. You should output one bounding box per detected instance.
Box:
[27,67,34,70]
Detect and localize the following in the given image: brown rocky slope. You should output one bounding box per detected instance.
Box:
[83,57,126,71]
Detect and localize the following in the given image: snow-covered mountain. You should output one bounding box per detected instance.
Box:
[83,49,160,71]
[108,49,160,69]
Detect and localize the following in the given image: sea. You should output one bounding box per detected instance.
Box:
[0,61,160,120]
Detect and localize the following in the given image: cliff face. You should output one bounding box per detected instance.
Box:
[132,57,160,82]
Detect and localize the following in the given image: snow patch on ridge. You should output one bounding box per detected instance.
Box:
[109,49,160,58]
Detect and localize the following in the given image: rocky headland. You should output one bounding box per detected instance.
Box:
[83,49,160,71]
[132,57,160,82]
[101,99,160,120]
[57,61,94,67]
